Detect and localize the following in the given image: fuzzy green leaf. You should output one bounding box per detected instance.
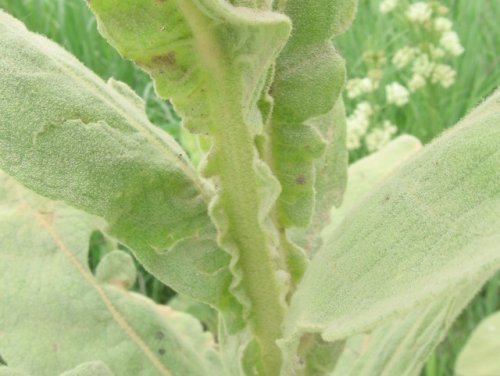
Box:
[456,311,500,376]
[284,90,500,344]
[267,0,357,227]
[0,172,223,376]
[330,279,486,376]
[59,362,115,376]
[96,250,138,290]
[324,134,422,238]
[0,10,240,317]
[0,369,29,376]
[289,99,350,254]
[281,134,423,374]
[89,0,290,136]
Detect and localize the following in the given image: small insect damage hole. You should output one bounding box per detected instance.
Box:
[158,348,166,356]
[152,52,177,69]
[295,175,306,185]
[0,353,7,365]
[156,330,165,340]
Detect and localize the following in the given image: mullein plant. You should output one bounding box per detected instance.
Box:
[345,0,465,154]
[0,1,499,376]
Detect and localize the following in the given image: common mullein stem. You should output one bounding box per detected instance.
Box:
[174,2,288,373]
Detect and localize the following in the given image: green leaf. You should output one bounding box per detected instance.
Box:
[89,0,290,136]
[284,89,500,344]
[0,10,239,318]
[456,311,500,376]
[289,99,350,254]
[169,295,219,336]
[266,0,357,227]
[324,134,422,238]
[0,368,29,376]
[0,172,224,376]
[96,250,137,290]
[295,335,345,376]
[330,279,486,376]
[59,362,114,376]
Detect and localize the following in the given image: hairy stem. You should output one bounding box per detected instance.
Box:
[211,91,285,374]
[175,1,286,374]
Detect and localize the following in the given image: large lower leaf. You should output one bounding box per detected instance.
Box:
[455,311,500,376]
[0,10,240,318]
[330,279,487,376]
[58,362,114,376]
[281,135,423,374]
[284,90,500,346]
[325,134,422,236]
[0,172,223,376]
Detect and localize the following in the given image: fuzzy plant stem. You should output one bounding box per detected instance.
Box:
[176,1,287,374]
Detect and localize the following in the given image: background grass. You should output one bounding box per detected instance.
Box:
[0,0,498,375]
[338,0,500,144]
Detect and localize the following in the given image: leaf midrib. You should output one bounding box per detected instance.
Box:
[14,186,172,376]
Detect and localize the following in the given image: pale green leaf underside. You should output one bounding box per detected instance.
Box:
[285,90,500,343]
[455,311,500,376]
[330,278,487,376]
[59,361,114,376]
[324,134,422,237]
[0,172,223,376]
[284,135,427,375]
[0,11,241,315]
[0,368,29,376]
[89,0,291,135]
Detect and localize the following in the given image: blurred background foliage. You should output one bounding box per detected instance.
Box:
[0,1,498,375]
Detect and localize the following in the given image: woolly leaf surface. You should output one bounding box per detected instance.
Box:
[0,173,223,376]
[324,134,422,238]
[455,311,500,376]
[330,280,486,376]
[267,0,356,227]
[0,10,240,318]
[284,90,500,344]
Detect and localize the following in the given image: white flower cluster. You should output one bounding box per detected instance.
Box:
[344,1,465,153]
[346,102,373,150]
[385,82,410,106]
[346,77,378,99]
[408,73,426,92]
[392,47,419,69]
[440,31,465,56]
[366,120,398,152]
[379,0,399,14]
[387,2,464,91]
[434,17,452,32]
[431,64,456,88]
[346,100,398,152]
[406,2,432,23]
[412,54,435,77]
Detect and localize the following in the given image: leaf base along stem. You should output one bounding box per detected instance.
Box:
[205,82,287,375]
